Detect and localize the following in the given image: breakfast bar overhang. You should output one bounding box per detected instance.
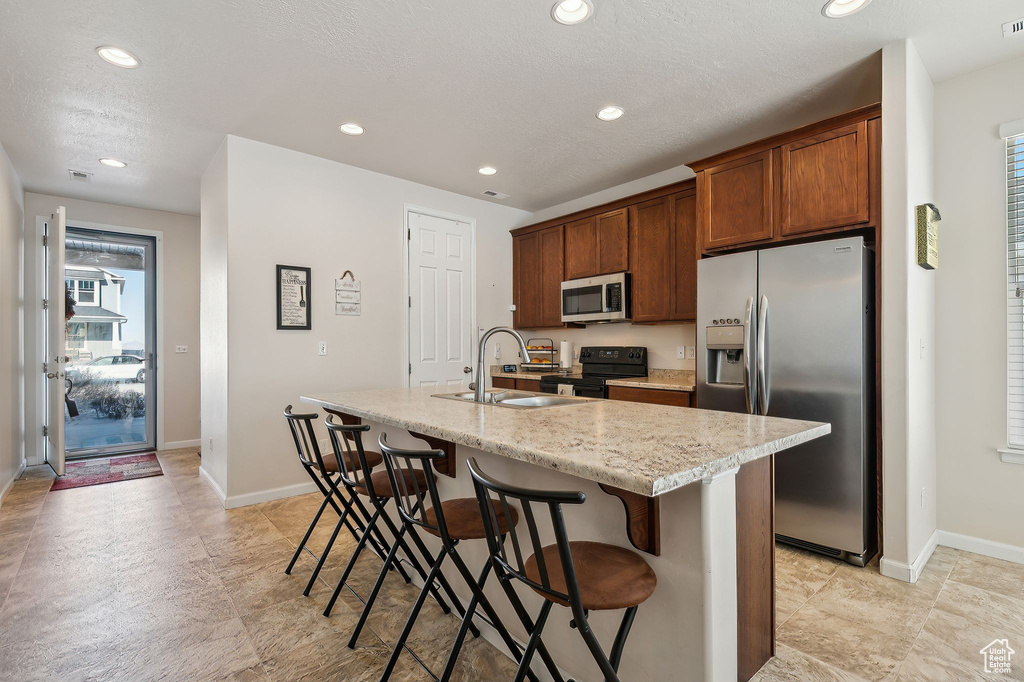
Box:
[303,387,829,682]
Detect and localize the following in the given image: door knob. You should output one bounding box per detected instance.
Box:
[46,372,60,379]
[463,366,472,374]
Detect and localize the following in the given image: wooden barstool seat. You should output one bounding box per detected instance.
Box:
[525,541,657,611]
[321,448,383,473]
[423,498,518,541]
[352,468,430,498]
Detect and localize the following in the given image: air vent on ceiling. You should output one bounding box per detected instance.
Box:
[68,169,92,182]
[1004,17,1024,37]
[482,190,510,200]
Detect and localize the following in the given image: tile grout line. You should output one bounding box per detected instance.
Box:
[888,550,961,681]
[158,450,267,680]
[0,478,51,613]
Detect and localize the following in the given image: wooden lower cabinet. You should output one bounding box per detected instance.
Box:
[607,385,692,407]
[736,456,775,682]
[491,377,542,391]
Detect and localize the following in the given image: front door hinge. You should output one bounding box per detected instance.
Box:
[408,363,412,375]
[42,235,47,247]
[408,296,412,308]
[42,298,48,310]
[42,362,48,373]
[42,425,48,437]
[408,228,411,240]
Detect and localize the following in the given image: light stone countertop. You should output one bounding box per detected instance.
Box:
[301,386,829,497]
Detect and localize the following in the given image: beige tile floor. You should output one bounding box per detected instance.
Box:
[758,544,1024,681]
[1,449,1021,681]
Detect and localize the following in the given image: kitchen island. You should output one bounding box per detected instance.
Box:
[302,386,828,682]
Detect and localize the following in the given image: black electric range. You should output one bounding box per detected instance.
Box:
[538,346,648,399]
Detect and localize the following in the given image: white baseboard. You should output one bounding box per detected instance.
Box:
[198,465,227,507]
[937,530,1024,566]
[0,461,27,509]
[163,439,201,450]
[224,481,318,510]
[880,530,938,583]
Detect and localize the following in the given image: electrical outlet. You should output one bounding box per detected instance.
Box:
[494,342,501,360]
[686,346,696,360]
[677,346,685,359]
[318,342,328,356]
[175,345,188,353]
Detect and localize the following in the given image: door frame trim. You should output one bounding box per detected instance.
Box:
[402,205,477,389]
[27,218,166,460]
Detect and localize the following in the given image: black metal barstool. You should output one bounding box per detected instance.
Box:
[375,434,543,682]
[321,419,455,642]
[468,458,658,682]
[282,405,390,593]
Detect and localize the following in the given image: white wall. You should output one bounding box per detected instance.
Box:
[200,140,230,496]
[22,192,202,460]
[934,54,1024,552]
[520,164,699,371]
[879,40,937,580]
[202,136,531,504]
[0,142,25,503]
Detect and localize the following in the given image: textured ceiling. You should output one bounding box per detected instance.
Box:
[1,0,1023,216]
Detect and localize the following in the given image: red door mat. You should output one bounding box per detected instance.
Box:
[50,453,164,491]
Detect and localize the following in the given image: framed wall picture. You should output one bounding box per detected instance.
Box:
[276,265,311,330]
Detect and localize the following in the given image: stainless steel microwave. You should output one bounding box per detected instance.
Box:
[560,273,631,324]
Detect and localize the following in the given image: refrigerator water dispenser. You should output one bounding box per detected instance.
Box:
[705,324,745,385]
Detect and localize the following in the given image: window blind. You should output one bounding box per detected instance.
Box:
[1007,133,1024,448]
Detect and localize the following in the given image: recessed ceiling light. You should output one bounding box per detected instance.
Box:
[551,0,594,25]
[479,167,497,176]
[98,158,127,168]
[338,123,364,136]
[597,106,624,121]
[96,46,140,68]
[821,0,871,18]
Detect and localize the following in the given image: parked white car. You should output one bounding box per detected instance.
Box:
[66,355,145,388]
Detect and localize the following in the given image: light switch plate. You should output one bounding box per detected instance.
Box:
[175,345,188,353]
[686,346,696,360]
[318,342,328,356]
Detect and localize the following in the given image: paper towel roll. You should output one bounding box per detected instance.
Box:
[559,340,572,369]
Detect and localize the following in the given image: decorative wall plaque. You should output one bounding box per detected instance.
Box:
[276,265,311,330]
[915,203,941,270]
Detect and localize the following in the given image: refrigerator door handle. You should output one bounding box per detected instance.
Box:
[757,294,770,415]
[743,296,755,414]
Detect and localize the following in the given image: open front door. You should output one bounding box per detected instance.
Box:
[45,207,67,475]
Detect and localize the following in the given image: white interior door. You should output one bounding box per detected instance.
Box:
[408,211,473,387]
[45,207,67,475]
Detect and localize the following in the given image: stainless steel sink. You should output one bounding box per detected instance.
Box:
[432,390,595,409]
[494,395,594,409]
[433,390,535,404]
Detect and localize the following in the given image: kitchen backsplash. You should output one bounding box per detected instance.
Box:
[496,322,697,371]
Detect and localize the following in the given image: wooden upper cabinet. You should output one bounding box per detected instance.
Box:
[630,195,674,323]
[698,150,774,251]
[779,121,869,236]
[672,193,698,321]
[538,226,565,327]
[512,230,543,329]
[564,208,629,280]
[564,216,598,280]
[596,208,629,274]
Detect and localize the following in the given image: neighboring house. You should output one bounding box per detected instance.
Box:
[66,265,127,360]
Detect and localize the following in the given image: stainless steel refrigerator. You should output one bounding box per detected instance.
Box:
[697,236,875,566]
